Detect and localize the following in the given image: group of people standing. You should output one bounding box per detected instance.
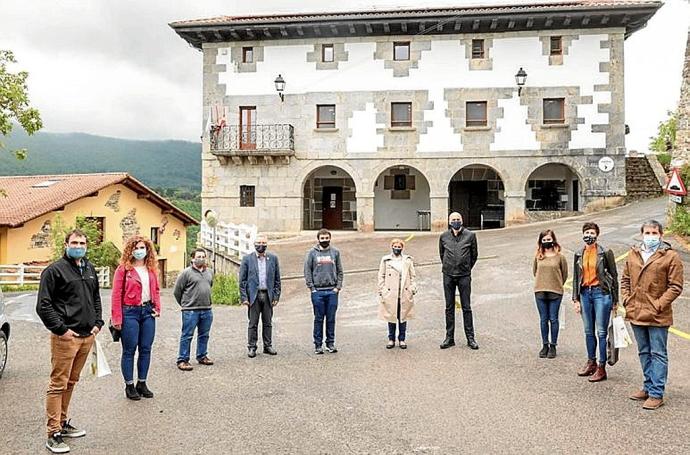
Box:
[35,214,683,453]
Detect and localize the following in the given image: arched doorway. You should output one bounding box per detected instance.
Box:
[525,163,580,212]
[302,166,357,230]
[373,165,431,231]
[448,164,505,229]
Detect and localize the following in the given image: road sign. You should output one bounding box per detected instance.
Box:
[598,156,614,172]
[670,195,683,204]
[665,168,687,196]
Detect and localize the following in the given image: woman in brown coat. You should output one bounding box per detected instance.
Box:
[378,238,417,349]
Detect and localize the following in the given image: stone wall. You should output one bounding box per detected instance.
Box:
[677,30,690,160]
[625,156,663,200]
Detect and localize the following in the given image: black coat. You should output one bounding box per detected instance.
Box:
[439,228,478,277]
[36,255,104,336]
[572,244,619,304]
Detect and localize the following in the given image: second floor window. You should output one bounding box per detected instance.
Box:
[240,185,255,207]
[150,227,160,248]
[466,101,488,127]
[471,39,485,59]
[316,105,336,129]
[550,36,563,56]
[242,47,254,63]
[322,44,334,62]
[543,98,565,124]
[391,102,412,127]
[393,42,410,61]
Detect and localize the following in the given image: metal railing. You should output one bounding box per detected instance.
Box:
[0,264,111,288]
[210,124,295,154]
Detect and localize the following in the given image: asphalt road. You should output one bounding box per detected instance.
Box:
[1,197,689,454]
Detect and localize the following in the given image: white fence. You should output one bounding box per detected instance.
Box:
[200,221,257,259]
[0,264,111,288]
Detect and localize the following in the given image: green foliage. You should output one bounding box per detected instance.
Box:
[211,274,240,306]
[0,50,43,159]
[51,215,121,271]
[669,205,690,236]
[657,152,672,170]
[154,186,202,256]
[0,129,201,189]
[0,284,39,292]
[649,111,677,154]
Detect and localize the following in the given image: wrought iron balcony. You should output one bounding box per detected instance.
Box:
[210,124,294,164]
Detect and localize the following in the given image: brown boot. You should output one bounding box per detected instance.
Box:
[642,397,664,410]
[629,390,649,401]
[577,360,597,376]
[588,365,607,382]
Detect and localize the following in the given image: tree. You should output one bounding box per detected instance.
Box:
[649,110,678,154]
[0,50,43,160]
[51,215,121,274]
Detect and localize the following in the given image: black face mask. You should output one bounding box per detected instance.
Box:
[583,235,597,246]
[255,244,267,254]
[392,248,403,256]
[319,240,330,249]
[542,241,554,250]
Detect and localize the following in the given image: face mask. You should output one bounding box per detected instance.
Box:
[583,235,597,246]
[255,244,267,254]
[541,241,554,250]
[132,248,147,260]
[66,247,86,259]
[643,235,661,250]
[450,221,462,230]
[392,247,403,256]
[319,240,330,249]
[193,258,206,267]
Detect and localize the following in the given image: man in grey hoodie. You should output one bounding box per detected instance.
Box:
[174,248,214,371]
[304,229,344,354]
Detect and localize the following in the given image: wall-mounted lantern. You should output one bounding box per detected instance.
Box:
[274,74,286,102]
[515,67,527,96]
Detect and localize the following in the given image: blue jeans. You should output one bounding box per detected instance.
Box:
[632,324,669,399]
[580,287,612,365]
[535,293,562,345]
[388,322,407,341]
[311,290,338,347]
[177,309,214,363]
[121,304,156,384]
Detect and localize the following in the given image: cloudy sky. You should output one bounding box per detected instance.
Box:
[1,0,688,152]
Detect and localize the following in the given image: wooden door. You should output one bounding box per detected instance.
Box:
[239,107,256,150]
[322,186,343,229]
[449,181,487,229]
[157,259,167,288]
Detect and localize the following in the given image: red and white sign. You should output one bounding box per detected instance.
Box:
[665,168,687,196]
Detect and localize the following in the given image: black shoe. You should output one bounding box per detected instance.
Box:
[61,419,86,438]
[136,381,154,398]
[263,346,277,355]
[547,344,557,359]
[440,338,455,349]
[467,338,479,350]
[125,384,141,401]
[46,432,70,453]
[248,347,257,358]
[326,344,338,353]
[315,346,324,355]
[539,344,549,358]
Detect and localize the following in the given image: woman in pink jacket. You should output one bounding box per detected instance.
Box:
[111,236,161,401]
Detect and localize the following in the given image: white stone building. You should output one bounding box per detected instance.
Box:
[171,1,661,233]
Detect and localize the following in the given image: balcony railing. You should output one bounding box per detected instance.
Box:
[210,124,295,156]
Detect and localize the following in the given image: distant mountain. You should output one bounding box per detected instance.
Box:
[0,128,201,190]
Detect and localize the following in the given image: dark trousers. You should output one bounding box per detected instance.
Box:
[311,289,339,347]
[443,274,475,340]
[388,298,407,341]
[248,290,273,349]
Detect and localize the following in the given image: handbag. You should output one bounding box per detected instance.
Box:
[108,268,126,342]
[607,319,620,366]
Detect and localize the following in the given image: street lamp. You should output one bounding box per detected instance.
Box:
[515,67,527,96]
[274,74,286,102]
[204,210,218,271]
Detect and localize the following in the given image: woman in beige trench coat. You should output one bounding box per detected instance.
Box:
[378,238,417,349]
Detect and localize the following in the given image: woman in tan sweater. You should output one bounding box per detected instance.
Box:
[532,229,568,359]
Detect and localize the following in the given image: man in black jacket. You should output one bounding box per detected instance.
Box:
[36,229,104,454]
[439,212,479,350]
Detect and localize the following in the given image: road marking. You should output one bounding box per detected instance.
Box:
[4,293,32,305]
[404,234,415,242]
[562,250,687,340]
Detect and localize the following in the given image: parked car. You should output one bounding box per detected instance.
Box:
[0,288,10,379]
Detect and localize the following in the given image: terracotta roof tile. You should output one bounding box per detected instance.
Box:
[170,1,661,28]
[0,173,198,227]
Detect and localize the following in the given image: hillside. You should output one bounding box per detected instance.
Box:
[0,128,201,190]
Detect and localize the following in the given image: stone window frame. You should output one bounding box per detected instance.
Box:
[543,98,566,125]
[540,34,578,66]
[391,102,413,127]
[466,101,488,127]
[242,46,254,63]
[393,41,411,61]
[230,45,264,73]
[549,36,563,56]
[322,44,335,63]
[316,104,336,129]
[307,42,349,70]
[374,39,432,77]
[463,38,493,71]
[240,185,256,207]
[471,39,485,59]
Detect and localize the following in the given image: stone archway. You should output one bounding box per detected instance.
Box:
[373,165,431,231]
[302,165,357,230]
[525,163,581,213]
[448,164,505,229]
